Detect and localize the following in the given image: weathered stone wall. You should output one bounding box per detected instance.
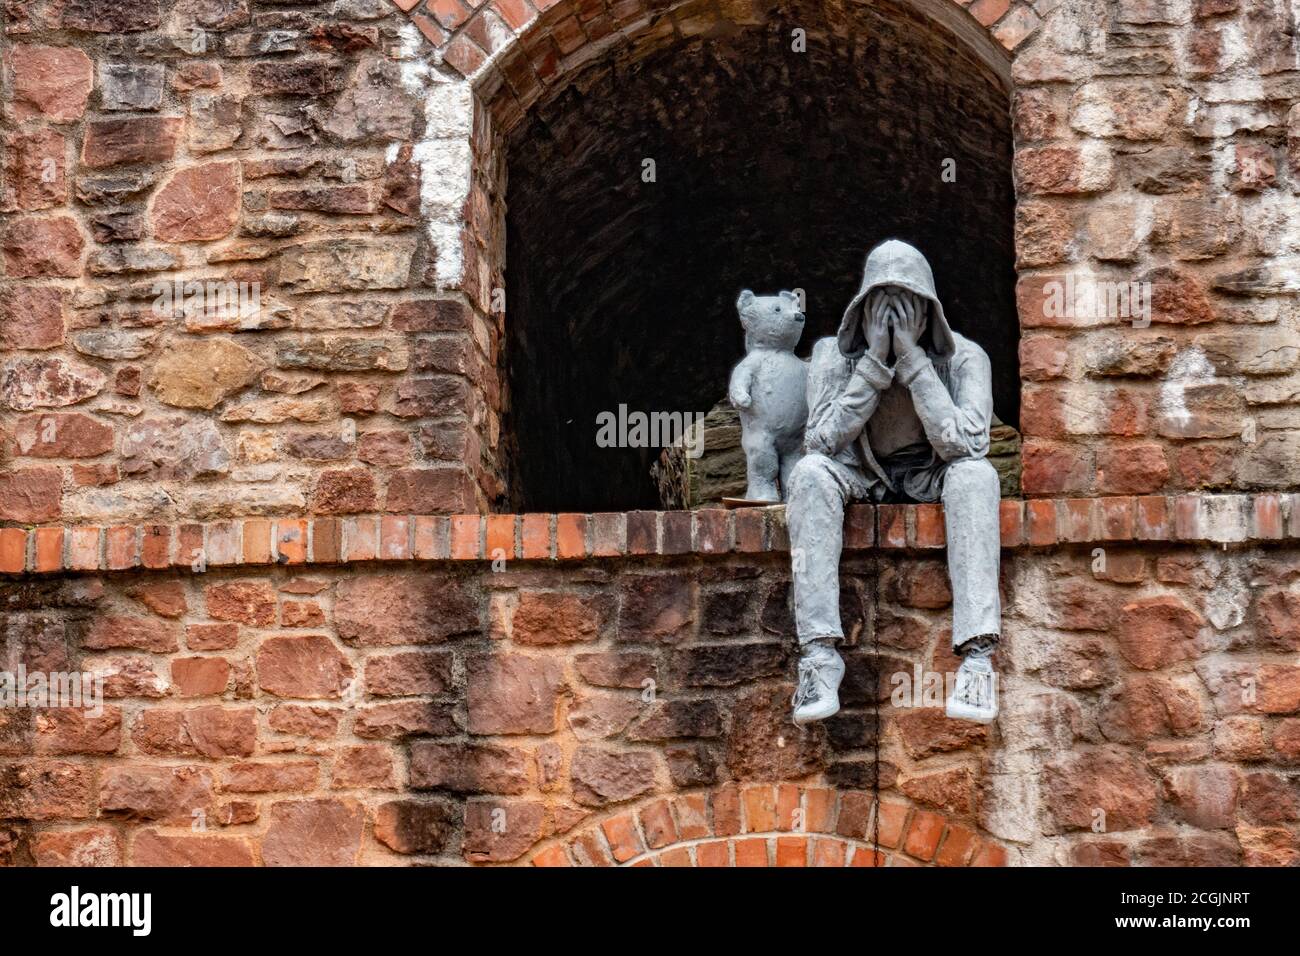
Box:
[2,0,500,527]
[1013,0,1300,497]
[2,497,1300,866]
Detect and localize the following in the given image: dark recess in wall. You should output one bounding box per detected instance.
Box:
[504,1,1016,512]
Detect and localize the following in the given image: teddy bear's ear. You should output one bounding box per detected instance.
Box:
[736,289,755,313]
[779,290,800,308]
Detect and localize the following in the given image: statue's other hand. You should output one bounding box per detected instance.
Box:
[891,294,925,353]
[730,386,753,409]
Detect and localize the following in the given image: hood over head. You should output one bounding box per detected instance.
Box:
[838,239,955,360]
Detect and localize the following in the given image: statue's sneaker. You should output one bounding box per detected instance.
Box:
[792,644,845,724]
[945,654,998,723]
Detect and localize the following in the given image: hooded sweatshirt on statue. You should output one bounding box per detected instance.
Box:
[804,239,994,502]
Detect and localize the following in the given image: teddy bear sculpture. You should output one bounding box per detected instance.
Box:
[727,289,808,503]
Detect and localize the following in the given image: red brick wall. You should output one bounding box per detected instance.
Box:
[3,498,1299,866]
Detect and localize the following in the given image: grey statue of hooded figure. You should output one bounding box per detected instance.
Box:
[786,239,1001,722]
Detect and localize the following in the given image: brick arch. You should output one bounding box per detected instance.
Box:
[523,784,1010,867]
[387,0,1043,125]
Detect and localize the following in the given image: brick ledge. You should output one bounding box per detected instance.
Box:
[0,494,1294,575]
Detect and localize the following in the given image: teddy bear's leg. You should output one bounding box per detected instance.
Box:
[741,430,781,502]
[777,440,804,502]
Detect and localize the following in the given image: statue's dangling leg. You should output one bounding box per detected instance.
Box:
[786,454,872,723]
[940,458,1002,723]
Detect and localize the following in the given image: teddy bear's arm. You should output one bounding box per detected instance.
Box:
[728,357,756,409]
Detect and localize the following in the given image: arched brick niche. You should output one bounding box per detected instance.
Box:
[525,783,1010,866]
[381,0,1040,513]
[459,0,1030,511]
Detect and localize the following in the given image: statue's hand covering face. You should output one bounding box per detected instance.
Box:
[838,240,955,364]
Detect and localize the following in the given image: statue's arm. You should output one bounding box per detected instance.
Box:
[728,357,756,409]
[895,347,992,461]
[805,348,892,455]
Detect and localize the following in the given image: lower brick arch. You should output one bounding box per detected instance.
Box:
[528,784,1010,867]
